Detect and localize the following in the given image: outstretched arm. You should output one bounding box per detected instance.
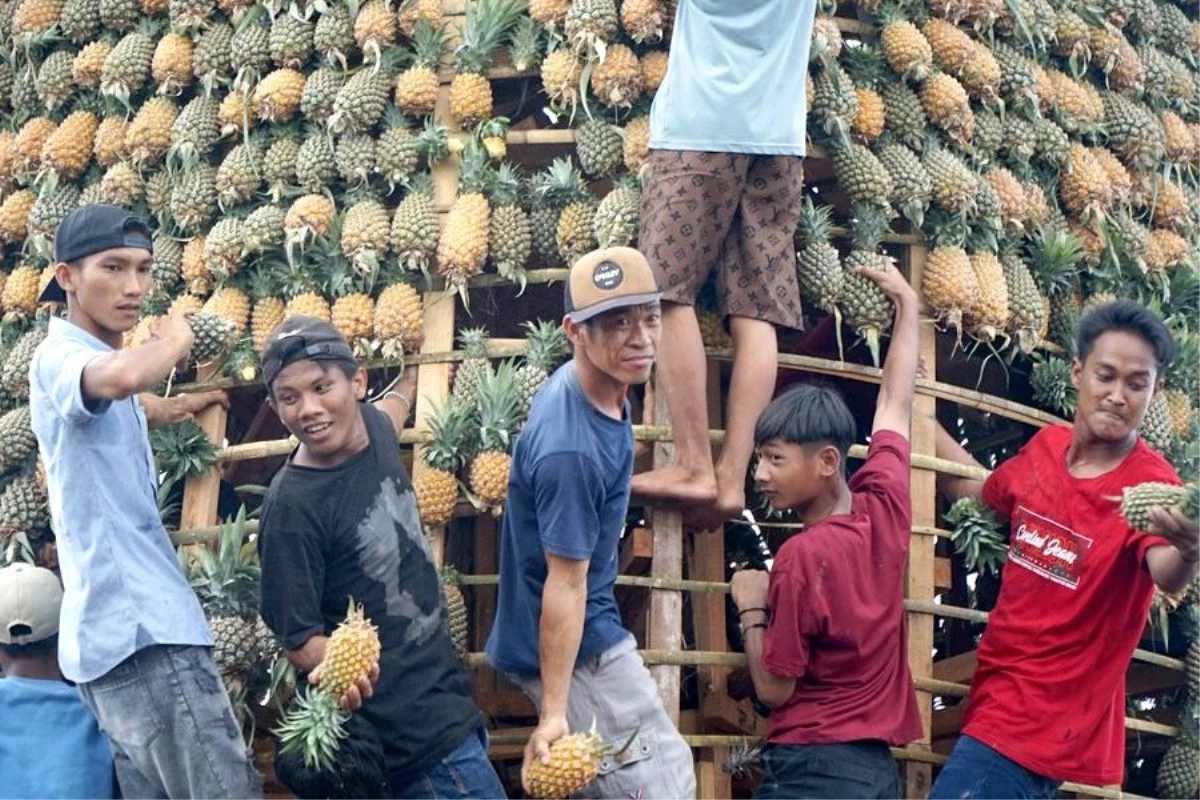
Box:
[862,260,920,440]
[140,390,229,429]
[83,314,195,402]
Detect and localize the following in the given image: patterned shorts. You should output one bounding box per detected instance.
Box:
[638,149,805,329]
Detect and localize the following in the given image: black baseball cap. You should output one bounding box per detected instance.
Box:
[564,247,661,323]
[261,316,358,391]
[41,204,154,303]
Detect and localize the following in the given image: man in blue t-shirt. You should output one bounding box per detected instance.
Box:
[486,247,696,799]
[0,563,114,799]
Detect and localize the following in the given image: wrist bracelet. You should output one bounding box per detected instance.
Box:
[737,607,768,617]
[741,623,768,634]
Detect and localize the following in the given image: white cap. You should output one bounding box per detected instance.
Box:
[0,563,62,645]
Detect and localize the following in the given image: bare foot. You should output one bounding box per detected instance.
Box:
[631,465,718,506]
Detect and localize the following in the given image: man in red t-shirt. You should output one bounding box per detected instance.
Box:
[932,300,1199,798]
[731,260,922,799]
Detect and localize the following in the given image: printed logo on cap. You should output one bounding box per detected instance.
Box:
[592,260,624,291]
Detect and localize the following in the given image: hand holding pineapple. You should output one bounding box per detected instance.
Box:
[308,656,379,712]
[522,713,571,795]
[853,256,916,308]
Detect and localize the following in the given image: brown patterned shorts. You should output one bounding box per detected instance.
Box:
[638,149,805,329]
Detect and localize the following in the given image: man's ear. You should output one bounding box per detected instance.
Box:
[353,367,368,400]
[1070,357,1083,390]
[819,444,842,478]
[54,261,74,293]
[563,315,585,347]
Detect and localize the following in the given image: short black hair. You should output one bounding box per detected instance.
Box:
[274,712,390,799]
[1076,300,1175,371]
[0,634,58,660]
[754,383,856,464]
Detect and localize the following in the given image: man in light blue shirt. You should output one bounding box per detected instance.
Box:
[28,204,257,799]
[0,563,114,800]
[633,0,817,528]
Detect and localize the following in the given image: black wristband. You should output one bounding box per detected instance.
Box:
[741,623,768,634]
[737,606,769,617]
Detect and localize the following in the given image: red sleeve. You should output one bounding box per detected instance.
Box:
[982,447,1028,519]
[848,430,911,531]
[761,563,818,680]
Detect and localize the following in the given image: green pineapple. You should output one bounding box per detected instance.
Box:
[922,145,978,216]
[263,133,301,201]
[328,49,401,135]
[269,11,314,69]
[564,0,618,56]
[1156,732,1200,800]
[275,686,349,774]
[838,204,894,366]
[879,82,928,152]
[243,203,286,256]
[216,139,264,211]
[529,157,588,267]
[204,218,246,282]
[188,312,238,366]
[313,1,354,70]
[440,565,469,661]
[575,118,623,178]
[149,232,184,305]
[0,405,37,473]
[191,21,234,95]
[876,143,931,228]
[1141,393,1174,454]
[1000,114,1037,168]
[592,175,641,249]
[230,8,272,91]
[98,0,138,31]
[334,132,376,189]
[295,126,337,194]
[59,0,100,42]
[168,164,218,235]
[391,174,439,274]
[945,496,1008,576]
[100,22,158,109]
[375,108,419,191]
[514,320,567,419]
[507,14,542,72]
[1102,91,1165,171]
[300,66,345,126]
[1000,246,1045,355]
[452,328,491,416]
[488,162,532,286]
[1030,357,1077,418]
[0,473,50,537]
[1027,228,1083,354]
[1118,481,1197,531]
[810,61,859,148]
[168,94,220,170]
[796,197,843,317]
[27,183,82,261]
[36,49,77,113]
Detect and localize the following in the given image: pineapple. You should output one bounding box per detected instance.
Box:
[295,126,337,193]
[1031,357,1077,417]
[620,0,662,43]
[1119,481,1197,531]
[1166,390,1194,438]
[263,135,301,200]
[269,11,313,69]
[181,235,212,295]
[13,118,57,182]
[59,0,98,41]
[452,327,491,415]
[145,170,174,225]
[151,31,193,95]
[275,687,350,775]
[353,0,397,65]
[575,118,623,178]
[202,284,251,337]
[957,41,1002,107]
[167,0,213,30]
[923,244,978,343]
[100,23,157,108]
[2,264,41,319]
[830,142,893,215]
[0,406,36,473]
[923,146,977,215]
[1059,144,1112,224]
[191,20,233,93]
[589,43,642,108]
[592,175,641,250]
[395,20,445,117]
[514,320,566,418]
[330,284,376,357]
[35,49,76,113]
[313,1,354,70]
[315,599,382,700]
[1000,114,1037,168]
[449,0,523,129]
[244,203,286,256]
[1103,91,1166,171]
[839,205,894,366]
[99,161,144,208]
[555,195,597,266]
[525,723,609,799]
[1001,249,1046,354]
[468,360,520,508]
[639,49,667,94]
[168,95,220,169]
[125,97,178,168]
[375,109,419,191]
[985,168,1027,233]
[530,0,568,30]
[540,46,583,111]
[877,4,932,83]
[488,162,532,283]
[203,218,246,283]
[284,192,336,263]
[11,0,65,46]
[440,566,469,660]
[397,0,442,37]
[340,198,391,275]
[252,67,306,123]
[796,197,843,317]
[168,164,218,235]
[1140,392,1174,453]
[40,111,98,182]
[1145,228,1190,272]
[216,140,263,211]
[0,190,36,245]
[1031,117,1071,170]
[964,251,1009,343]
[188,312,238,366]
[415,397,471,526]
[328,52,398,134]
[149,232,182,304]
[374,281,423,359]
[1,327,48,399]
[0,473,50,536]
[249,266,286,353]
[27,183,81,260]
[810,61,858,147]
[301,66,345,126]
[1156,738,1200,800]
[811,14,843,61]
[231,10,272,91]
[564,0,617,56]
[920,72,974,145]
[436,143,493,302]
[335,133,377,188]
[71,40,110,91]
[391,172,439,273]
[168,293,205,317]
[217,91,250,137]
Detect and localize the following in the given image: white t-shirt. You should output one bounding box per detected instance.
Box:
[649,0,817,156]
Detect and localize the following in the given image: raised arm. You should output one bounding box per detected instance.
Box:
[373,365,419,435]
[861,260,920,440]
[83,314,194,402]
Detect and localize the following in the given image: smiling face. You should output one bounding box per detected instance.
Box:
[58,246,152,343]
[568,302,661,387]
[753,439,841,513]
[1072,330,1162,446]
[269,360,370,468]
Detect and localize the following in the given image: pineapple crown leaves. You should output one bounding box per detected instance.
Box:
[181,505,261,616]
[1026,226,1083,298]
[532,156,589,209]
[474,358,521,453]
[944,496,1009,576]
[274,685,350,774]
[424,395,475,472]
[507,14,542,71]
[522,319,568,372]
[150,417,219,488]
[457,326,490,356]
[416,117,450,163]
[847,201,892,253]
[402,169,435,197]
[409,18,449,68]
[457,139,494,195]
[840,41,889,89]
[474,115,510,143]
[487,160,523,205]
[1030,356,1078,418]
[454,0,526,74]
[797,196,836,248]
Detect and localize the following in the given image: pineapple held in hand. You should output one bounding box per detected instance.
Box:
[187,312,239,366]
[275,686,350,774]
[1117,482,1199,532]
[318,599,381,700]
[527,723,638,800]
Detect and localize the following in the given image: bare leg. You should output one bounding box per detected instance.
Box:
[713,316,779,520]
[630,302,718,506]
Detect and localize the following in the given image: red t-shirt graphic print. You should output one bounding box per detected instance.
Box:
[963,425,1179,785]
[1008,505,1094,589]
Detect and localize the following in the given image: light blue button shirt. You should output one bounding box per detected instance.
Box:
[649,0,817,156]
[29,317,211,685]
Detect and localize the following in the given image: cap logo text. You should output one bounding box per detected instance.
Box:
[593,260,624,291]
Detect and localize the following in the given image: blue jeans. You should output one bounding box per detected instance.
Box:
[929,735,1060,799]
[756,741,902,799]
[393,726,507,799]
[78,644,261,799]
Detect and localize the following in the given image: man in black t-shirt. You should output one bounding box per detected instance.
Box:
[257,317,505,799]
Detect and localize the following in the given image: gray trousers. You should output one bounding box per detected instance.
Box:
[79,644,262,799]
[511,635,696,800]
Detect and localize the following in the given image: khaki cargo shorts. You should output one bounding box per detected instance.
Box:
[510,635,697,799]
[638,149,805,330]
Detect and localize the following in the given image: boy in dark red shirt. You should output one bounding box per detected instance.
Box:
[932,300,1199,798]
[731,260,922,799]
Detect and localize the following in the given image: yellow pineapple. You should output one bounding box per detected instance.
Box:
[468,360,519,509]
[529,0,568,30]
[1089,147,1132,206]
[1059,144,1111,223]
[125,97,178,167]
[985,168,1027,232]
[353,0,397,64]
[202,286,251,337]
[436,143,492,304]
[1162,111,1194,165]
[181,235,212,296]
[1165,390,1194,438]
[851,87,886,143]
[622,115,650,175]
[394,20,445,116]
[0,190,37,245]
[151,32,193,95]
[41,111,98,182]
[218,91,250,138]
[965,251,1009,343]
[1,265,41,320]
[331,291,375,355]
[284,193,336,264]
[541,47,583,111]
[639,49,668,94]
[879,8,932,82]
[168,293,204,317]
[415,397,471,527]
[374,282,424,360]
[0,132,16,191]
[526,724,610,799]
[1145,228,1190,271]
[920,73,974,145]
[73,40,113,90]
[590,43,642,108]
[317,600,381,699]
[398,0,442,37]
[249,267,287,353]
[13,118,57,181]
[93,116,129,167]
[620,0,663,42]
[252,68,306,123]
[923,245,978,342]
[449,0,523,129]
